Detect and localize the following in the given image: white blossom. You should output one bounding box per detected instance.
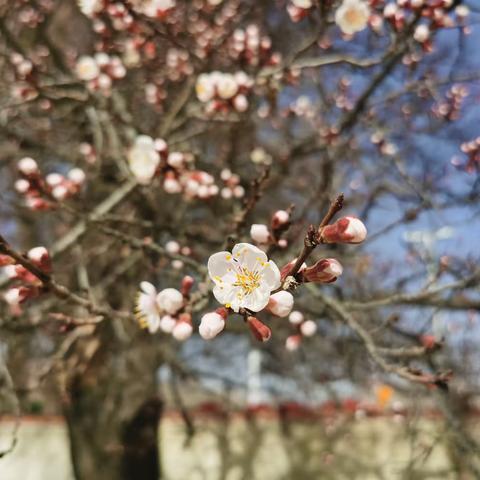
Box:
[134,282,161,333]
[208,243,281,312]
[172,321,193,341]
[335,0,370,35]
[77,0,101,16]
[159,315,176,333]
[75,56,100,81]
[156,288,183,315]
[291,0,312,8]
[196,73,216,102]
[289,310,304,325]
[128,135,160,184]
[18,157,39,175]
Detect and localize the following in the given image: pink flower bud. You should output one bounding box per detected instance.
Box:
[199,312,225,340]
[68,168,86,185]
[27,246,51,272]
[300,258,343,283]
[289,310,304,325]
[320,217,367,244]
[285,334,301,351]
[4,286,33,305]
[172,319,193,341]
[271,210,290,229]
[15,179,31,194]
[267,291,294,317]
[181,275,194,296]
[250,224,270,244]
[300,320,317,337]
[18,157,39,176]
[247,316,271,342]
[159,315,176,333]
[280,258,307,281]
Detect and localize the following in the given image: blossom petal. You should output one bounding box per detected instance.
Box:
[232,243,267,271]
[242,285,271,312]
[208,251,236,283]
[261,260,281,290]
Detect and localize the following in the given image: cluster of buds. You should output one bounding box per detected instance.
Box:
[451,138,480,173]
[134,278,194,341]
[1,247,51,312]
[164,241,193,270]
[195,71,254,114]
[432,84,468,121]
[370,131,398,156]
[15,158,86,210]
[285,311,318,351]
[227,25,281,67]
[78,0,175,20]
[250,209,291,249]
[75,53,127,95]
[165,49,194,82]
[9,52,38,101]
[287,0,314,23]
[128,134,220,199]
[287,96,316,119]
[219,169,245,200]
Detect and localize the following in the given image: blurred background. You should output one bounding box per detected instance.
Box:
[1,0,480,479]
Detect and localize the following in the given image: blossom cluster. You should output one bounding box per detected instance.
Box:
[250,209,291,249]
[195,71,254,114]
[128,135,224,200]
[285,310,318,352]
[227,25,281,68]
[134,278,193,341]
[75,53,127,95]
[432,84,468,121]
[1,247,51,312]
[15,158,86,210]
[452,138,480,173]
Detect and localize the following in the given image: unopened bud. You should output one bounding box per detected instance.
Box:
[247,316,271,342]
[271,210,290,229]
[181,275,195,296]
[320,217,367,244]
[18,157,39,176]
[250,224,270,244]
[285,334,301,351]
[289,310,304,325]
[0,255,15,267]
[267,291,294,317]
[300,258,343,283]
[199,312,225,340]
[300,320,317,337]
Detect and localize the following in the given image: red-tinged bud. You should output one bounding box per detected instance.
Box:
[178,312,192,325]
[299,258,343,284]
[285,334,301,351]
[25,197,52,211]
[271,210,290,230]
[267,291,294,317]
[18,157,39,177]
[280,258,307,281]
[181,275,195,296]
[4,286,37,305]
[420,335,441,351]
[0,255,15,267]
[247,316,271,342]
[320,217,367,244]
[27,246,51,272]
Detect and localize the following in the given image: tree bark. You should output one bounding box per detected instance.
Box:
[62,326,163,480]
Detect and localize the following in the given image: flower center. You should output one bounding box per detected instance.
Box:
[345,8,364,25]
[234,267,261,295]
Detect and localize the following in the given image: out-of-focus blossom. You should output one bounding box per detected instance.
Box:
[128,135,160,184]
[300,320,317,337]
[289,310,304,325]
[286,334,301,351]
[75,56,100,81]
[135,282,160,333]
[250,224,270,244]
[335,0,370,35]
[156,288,183,315]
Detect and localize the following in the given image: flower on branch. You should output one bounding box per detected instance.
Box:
[320,216,367,244]
[335,0,371,35]
[267,291,294,318]
[128,135,161,184]
[208,243,281,313]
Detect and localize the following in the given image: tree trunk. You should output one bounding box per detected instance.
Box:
[62,327,163,480]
